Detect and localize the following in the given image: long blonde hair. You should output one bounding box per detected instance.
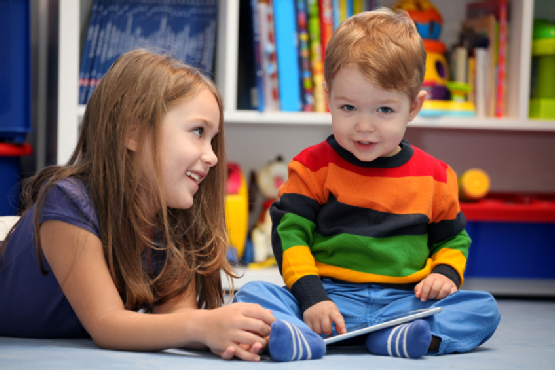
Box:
[3,49,234,311]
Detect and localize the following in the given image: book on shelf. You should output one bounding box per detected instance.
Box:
[251,0,264,112]
[296,0,315,112]
[273,0,302,111]
[451,46,468,83]
[79,0,218,105]
[307,0,326,112]
[464,0,510,118]
[237,0,261,110]
[462,14,497,117]
[333,0,341,28]
[495,0,508,118]
[258,0,280,111]
[319,0,333,62]
[474,47,489,118]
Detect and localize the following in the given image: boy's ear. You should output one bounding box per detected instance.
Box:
[408,90,427,122]
[323,81,330,108]
[125,121,140,152]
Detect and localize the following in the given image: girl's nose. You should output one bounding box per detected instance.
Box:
[202,145,218,167]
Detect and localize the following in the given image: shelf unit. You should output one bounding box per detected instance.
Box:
[66,1,554,144]
[59,0,554,296]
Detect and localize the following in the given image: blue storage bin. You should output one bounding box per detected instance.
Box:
[464,221,555,279]
[0,0,32,142]
[461,194,555,279]
[0,143,32,216]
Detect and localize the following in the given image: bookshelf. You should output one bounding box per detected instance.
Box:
[67,0,554,135]
[59,0,555,295]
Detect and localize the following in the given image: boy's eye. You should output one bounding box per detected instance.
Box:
[192,127,204,137]
[378,106,393,113]
[341,104,356,112]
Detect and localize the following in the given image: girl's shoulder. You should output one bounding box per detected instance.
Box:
[38,177,100,237]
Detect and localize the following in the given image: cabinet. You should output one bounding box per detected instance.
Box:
[57,0,555,295]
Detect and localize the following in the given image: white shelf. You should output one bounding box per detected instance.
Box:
[78,105,555,131]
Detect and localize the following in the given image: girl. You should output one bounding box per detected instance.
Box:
[0,50,276,361]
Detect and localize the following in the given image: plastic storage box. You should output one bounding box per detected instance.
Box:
[461,193,555,279]
[0,0,32,143]
[0,143,33,216]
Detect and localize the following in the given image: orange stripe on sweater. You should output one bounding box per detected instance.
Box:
[326,164,460,219]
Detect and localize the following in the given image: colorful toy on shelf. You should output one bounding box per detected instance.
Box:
[225,162,249,263]
[529,19,555,120]
[458,168,490,201]
[250,155,288,266]
[394,0,475,117]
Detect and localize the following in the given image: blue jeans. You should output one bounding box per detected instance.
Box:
[232,279,501,355]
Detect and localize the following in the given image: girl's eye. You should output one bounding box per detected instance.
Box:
[341,104,356,112]
[378,106,393,113]
[192,127,204,137]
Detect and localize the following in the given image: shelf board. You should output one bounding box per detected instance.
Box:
[223,110,555,131]
[77,105,555,131]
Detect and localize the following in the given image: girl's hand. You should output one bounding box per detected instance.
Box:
[303,300,346,336]
[201,303,275,361]
[414,273,458,302]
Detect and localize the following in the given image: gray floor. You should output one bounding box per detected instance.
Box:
[1,298,554,369]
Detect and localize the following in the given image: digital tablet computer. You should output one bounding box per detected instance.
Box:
[324,307,442,345]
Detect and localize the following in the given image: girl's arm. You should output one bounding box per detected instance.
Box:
[40,220,274,361]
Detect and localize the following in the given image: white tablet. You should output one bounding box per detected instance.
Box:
[324,307,442,345]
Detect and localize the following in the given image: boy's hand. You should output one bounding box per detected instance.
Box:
[414,273,457,302]
[303,300,347,336]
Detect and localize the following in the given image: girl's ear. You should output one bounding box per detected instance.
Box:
[125,121,140,152]
[408,90,427,122]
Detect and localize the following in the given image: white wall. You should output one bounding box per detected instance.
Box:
[226,125,555,193]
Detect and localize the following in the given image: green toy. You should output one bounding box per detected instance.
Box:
[529,19,555,120]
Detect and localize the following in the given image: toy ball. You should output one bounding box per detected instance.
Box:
[393,0,443,40]
[459,168,490,201]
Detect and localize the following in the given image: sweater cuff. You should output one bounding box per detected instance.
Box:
[432,264,461,288]
[290,275,332,312]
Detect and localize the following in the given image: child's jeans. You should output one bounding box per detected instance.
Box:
[232,279,501,355]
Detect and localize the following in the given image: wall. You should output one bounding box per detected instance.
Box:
[226,125,555,193]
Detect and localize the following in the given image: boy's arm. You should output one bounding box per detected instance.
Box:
[427,167,471,288]
[269,160,332,312]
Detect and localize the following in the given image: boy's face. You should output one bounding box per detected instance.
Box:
[324,64,426,162]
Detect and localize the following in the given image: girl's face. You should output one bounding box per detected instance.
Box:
[154,87,220,210]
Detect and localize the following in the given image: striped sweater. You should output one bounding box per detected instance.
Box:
[270,135,470,312]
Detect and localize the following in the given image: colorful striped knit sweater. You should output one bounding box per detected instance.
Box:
[270,135,470,312]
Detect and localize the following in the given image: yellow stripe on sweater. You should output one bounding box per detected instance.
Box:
[282,245,320,287]
[314,260,434,284]
[430,248,467,286]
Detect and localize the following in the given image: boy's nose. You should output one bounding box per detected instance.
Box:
[355,117,376,132]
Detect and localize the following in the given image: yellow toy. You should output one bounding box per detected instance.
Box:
[225,162,249,260]
[395,0,476,117]
[459,168,490,201]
